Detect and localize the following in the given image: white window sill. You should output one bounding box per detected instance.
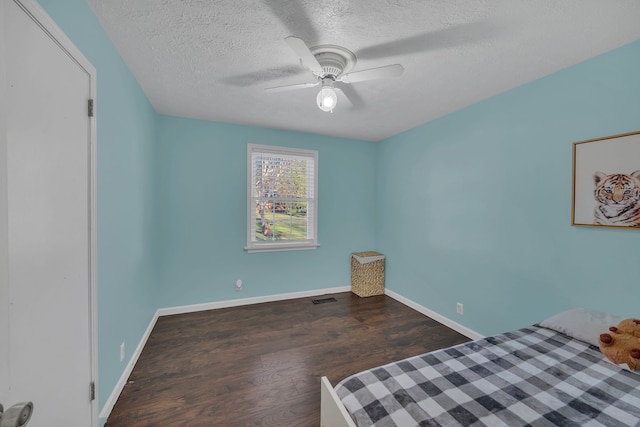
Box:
[245,243,319,253]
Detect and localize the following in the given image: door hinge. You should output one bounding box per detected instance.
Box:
[90,381,96,401]
[88,99,94,117]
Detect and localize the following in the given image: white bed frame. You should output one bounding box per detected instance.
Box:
[320,376,356,427]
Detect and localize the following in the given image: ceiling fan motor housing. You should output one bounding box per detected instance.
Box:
[310,45,357,79]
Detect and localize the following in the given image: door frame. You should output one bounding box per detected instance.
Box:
[2,1,98,424]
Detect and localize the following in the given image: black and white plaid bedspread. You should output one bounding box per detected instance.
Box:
[335,326,640,426]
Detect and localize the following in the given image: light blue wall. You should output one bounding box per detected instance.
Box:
[154,116,377,306]
[36,0,159,417]
[377,40,640,336]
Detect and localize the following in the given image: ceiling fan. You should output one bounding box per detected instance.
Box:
[265,36,404,113]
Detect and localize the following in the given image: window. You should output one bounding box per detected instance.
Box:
[246,144,318,252]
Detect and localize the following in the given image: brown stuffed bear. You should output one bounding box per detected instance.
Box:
[599,318,640,371]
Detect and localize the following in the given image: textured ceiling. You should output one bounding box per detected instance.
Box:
[88,0,640,142]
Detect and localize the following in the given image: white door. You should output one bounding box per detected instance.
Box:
[1,0,97,425]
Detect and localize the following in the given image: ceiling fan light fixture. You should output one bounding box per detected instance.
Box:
[268,37,405,114]
[316,81,337,113]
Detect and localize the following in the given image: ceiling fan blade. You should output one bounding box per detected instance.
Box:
[334,86,352,108]
[335,82,365,109]
[263,2,318,46]
[357,22,498,60]
[221,65,306,87]
[339,64,404,84]
[284,36,324,74]
[264,81,319,92]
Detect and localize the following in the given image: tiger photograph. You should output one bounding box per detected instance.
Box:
[572,131,640,228]
[592,170,640,227]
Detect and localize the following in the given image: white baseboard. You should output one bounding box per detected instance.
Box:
[98,286,351,421]
[98,310,159,421]
[385,289,484,341]
[157,286,351,316]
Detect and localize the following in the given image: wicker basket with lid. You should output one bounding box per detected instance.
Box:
[351,251,385,297]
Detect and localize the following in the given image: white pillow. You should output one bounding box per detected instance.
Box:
[538,307,624,347]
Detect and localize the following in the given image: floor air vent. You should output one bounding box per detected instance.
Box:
[311,297,337,305]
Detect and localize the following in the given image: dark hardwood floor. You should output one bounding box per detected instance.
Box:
[105,292,469,426]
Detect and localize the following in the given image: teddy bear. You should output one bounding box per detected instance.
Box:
[598,318,640,371]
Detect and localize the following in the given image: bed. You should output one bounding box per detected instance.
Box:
[320,308,640,427]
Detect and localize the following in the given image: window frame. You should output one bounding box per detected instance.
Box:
[245,143,319,253]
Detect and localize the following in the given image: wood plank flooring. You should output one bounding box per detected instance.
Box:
[105,292,469,426]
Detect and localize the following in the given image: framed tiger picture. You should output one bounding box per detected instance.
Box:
[572,131,640,228]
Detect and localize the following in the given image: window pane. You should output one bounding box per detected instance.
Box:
[247,144,317,251]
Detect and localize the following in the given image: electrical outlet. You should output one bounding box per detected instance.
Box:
[456,303,464,315]
[235,279,243,291]
[120,342,125,362]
